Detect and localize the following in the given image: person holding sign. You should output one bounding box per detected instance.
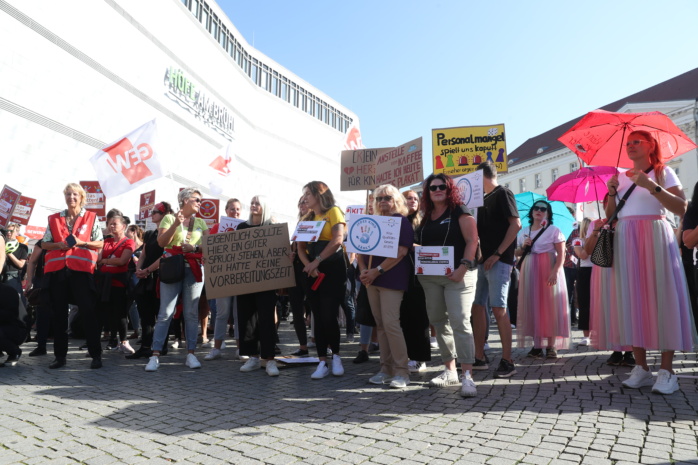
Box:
[297,181,346,379]
[416,174,479,397]
[236,195,282,377]
[145,188,208,372]
[515,200,570,359]
[358,184,414,389]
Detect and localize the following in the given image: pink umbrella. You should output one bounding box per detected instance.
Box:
[546,166,619,217]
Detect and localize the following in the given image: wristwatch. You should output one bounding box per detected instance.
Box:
[651,185,662,195]
[493,250,502,257]
[460,259,477,270]
[377,265,385,274]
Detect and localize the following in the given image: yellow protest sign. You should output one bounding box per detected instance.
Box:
[432,124,508,176]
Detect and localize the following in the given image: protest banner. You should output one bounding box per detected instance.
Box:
[375,137,423,189]
[453,170,484,209]
[203,223,295,299]
[344,205,365,224]
[345,214,402,258]
[139,190,156,220]
[414,246,455,276]
[432,124,508,176]
[24,225,46,240]
[196,198,220,228]
[80,181,107,221]
[0,185,21,228]
[340,148,387,191]
[218,216,245,232]
[9,195,36,226]
[291,221,325,242]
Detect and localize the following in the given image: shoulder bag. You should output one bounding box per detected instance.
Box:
[159,217,196,284]
[515,225,548,271]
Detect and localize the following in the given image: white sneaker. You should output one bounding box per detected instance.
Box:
[308,341,317,348]
[266,360,280,377]
[204,349,222,361]
[144,356,159,372]
[368,372,393,385]
[220,342,226,349]
[428,369,459,387]
[460,373,477,397]
[120,341,136,355]
[311,361,329,379]
[332,354,344,376]
[578,337,591,346]
[240,357,260,372]
[185,353,201,369]
[201,340,214,348]
[429,337,438,349]
[170,340,181,349]
[622,365,654,389]
[390,375,410,389]
[483,343,490,351]
[652,369,679,395]
[408,360,426,373]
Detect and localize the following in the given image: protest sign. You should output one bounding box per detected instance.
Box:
[340,148,387,191]
[291,221,325,242]
[80,181,106,221]
[218,216,245,232]
[0,185,22,228]
[139,190,156,220]
[344,205,365,224]
[345,214,402,258]
[9,195,36,226]
[375,137,423,189]
[203,223,295,299]
[24,225,46,240]
[196,198,220,228]
[432,124,508,176]
[414,246,455,276]
[453,171,484,209]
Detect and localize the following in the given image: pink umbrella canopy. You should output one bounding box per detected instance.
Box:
[546,166,619,203]
[557,110,697,168]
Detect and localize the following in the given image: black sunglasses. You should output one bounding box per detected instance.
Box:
[532,206,548,212]
[375,195,393,202]
[429,184,447,192]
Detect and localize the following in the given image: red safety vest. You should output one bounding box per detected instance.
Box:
[44,211,99,274]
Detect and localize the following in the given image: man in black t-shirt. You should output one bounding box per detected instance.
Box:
[472,162,521,378]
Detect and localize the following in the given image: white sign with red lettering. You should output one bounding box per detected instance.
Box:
[344,205,365,223]
[414,246,455,276]
[90,120,164,197]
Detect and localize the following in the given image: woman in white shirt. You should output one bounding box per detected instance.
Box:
[515,200,570,359]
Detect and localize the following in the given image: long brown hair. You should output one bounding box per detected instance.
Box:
[630,130,665,186]
[303,181,336,216]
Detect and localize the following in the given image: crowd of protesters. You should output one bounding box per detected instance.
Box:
[3,133,698,396]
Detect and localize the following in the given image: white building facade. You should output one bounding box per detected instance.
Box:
[0,0,361,230]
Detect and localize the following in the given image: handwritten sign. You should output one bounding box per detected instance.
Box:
[453,171,484,209]
[218,216,245,232]
[432,124,508,176]
[291,221,326,242]
[340,148,387,191]
[415,246,455,276]
[345,214,401,258]
[0,185,21,228]
[139,190,156,220]
[375,137,423,189]
[203,223,295,298]
[80,181,106,222]
[344,205,365,224]
[9,195,36,226]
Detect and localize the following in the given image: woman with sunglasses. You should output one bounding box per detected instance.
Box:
[145,189,208,372]
[416,174,479,397]
[603,131,696,394]
[515,200,570,359]
[127,202,172,360]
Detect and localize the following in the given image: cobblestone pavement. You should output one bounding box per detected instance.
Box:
[1,322,697,465]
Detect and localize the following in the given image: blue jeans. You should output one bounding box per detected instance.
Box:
[473,261,513,308]
[152,267,203,352]
[213,296,236,341]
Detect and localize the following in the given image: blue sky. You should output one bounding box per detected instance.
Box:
[218,1,697,172]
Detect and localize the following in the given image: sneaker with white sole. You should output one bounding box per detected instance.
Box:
[185,353,201,369]
[240,357,261,372]
[389,375,410,389]
[170,340,181,349]
[578,337,590,346]
[428,369,459,387]
[460,373,477,397]
[652,369,679,395]
[201,340,214,348]
[408,360,426,373]
[144,355,159,372]
[204,349,222,361]
[311,361,329,379]
[429,337,438,349]
[266,360,280,377]
[622,365,654,389]
[120,341,136,355]
[332,354,344,376]
[307,341,317,348]
[369,372,393,385]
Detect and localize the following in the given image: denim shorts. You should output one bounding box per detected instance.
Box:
[473,260,513,308]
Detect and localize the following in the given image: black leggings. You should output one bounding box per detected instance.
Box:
[134,286,159,348]
[306,258,345,358]
[289,260,308,346]
[237,291,277,359]
[576,267,592,331]
[100,286,128,342]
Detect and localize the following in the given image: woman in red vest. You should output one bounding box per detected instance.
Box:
[41,183,104,369]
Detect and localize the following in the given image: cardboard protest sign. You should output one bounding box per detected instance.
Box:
[415,246,455,276]
[0,185,22,228]
[203,223,295,299]
[80,181,106,222]
[432,124,507,176]
[9,195,36,226]
[344,205,365,224]
[375,137,423,189]
[340,148,387,191]
[139,190,156,220]
[218,216,245,232]
[195,198,219,228]
[345,214,402,258]
[291,221,326,242]
[453,171,484,209]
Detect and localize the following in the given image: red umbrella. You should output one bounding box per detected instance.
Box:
[558,110,697,168]
[546,166,618,217]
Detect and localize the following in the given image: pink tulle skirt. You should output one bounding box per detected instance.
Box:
[516,251,570,349]
[589,266,631,351]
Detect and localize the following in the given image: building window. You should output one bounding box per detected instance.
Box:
[519,178,526,193]
[535,173,542,188]
[552,168,559,182]
[570,161,578,173]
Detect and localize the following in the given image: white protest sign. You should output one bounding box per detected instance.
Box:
[291,221,326,242]
[345,214,402,258]
[415,246,455,276]
[344,205,365,224]
[453,170,484,209]
[218,216,245,232]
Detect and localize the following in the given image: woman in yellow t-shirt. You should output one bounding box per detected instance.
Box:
[298,181,346,379]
